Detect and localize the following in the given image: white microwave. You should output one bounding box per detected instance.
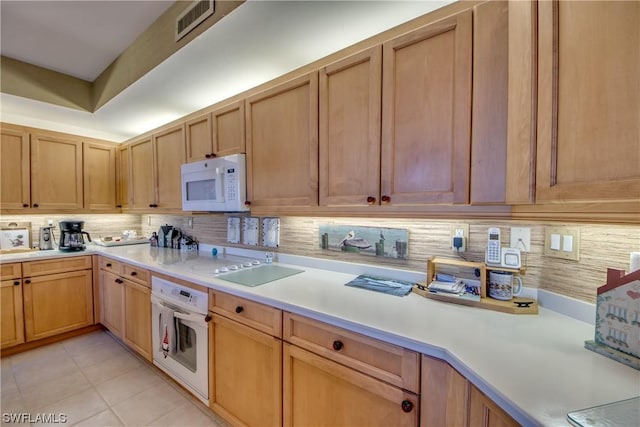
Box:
[181,154,249,212]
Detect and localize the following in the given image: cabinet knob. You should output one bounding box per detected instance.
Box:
[210,153,216,158]
[24,279,31,284]
[115,278,123,284]
[116,204,122,208]
[204,314,212,322]
[235,306,244,314]
[130,271,137,276]
[13,281,20,286]
[401,400,414,413]
[366,196,376,205]
[332,340,344,351]
[205,154,211,159]
[381,195,391,204]
[244,201,251,207]
[33,203,39,208]
[23,203,29,208]
[106,263,112,267]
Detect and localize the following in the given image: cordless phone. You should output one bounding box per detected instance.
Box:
[486,227,501,265]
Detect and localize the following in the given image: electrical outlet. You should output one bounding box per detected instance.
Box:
[187,217,193,228]
[147,215,151,226]
[510,227,531,252]
[449,223,469,252]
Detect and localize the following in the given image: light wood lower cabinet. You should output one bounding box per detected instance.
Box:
[209,313,282,427]
[22,269,93,341]
[1,263,24,349]
[469,384,519,427]
[98,257,151,360]
[283,343,418,427]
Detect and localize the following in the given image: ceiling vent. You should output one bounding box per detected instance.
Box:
[176,0,215,42]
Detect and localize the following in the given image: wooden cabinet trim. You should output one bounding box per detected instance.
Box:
[122,264,150,287]
[83,140,117,210]
[186,113,213,162]
[283,312,419,393]
[23,256,92,277]
[0,126,31,209]
[212,100,246,157]
[210,290,282,337]
[122,278,152,361]
[1,279,25,348]
[1,262,22,280]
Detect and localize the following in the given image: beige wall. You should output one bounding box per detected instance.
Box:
[141,214,640,304]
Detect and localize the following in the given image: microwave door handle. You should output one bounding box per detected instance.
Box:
[215,167,225,202]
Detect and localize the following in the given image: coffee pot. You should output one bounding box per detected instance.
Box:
[58,220,91,252]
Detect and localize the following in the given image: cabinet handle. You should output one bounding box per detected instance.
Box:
[244,201,251,207]
[33,203,39,208]
[23,203,29,208]
[130,271,137,276]
[24,279,31,284]
[332,340,344,351]
[381,195,391,204]
[210,153,216,158]
[13,281,20,286]
[115,278,123,284]
[106,263,112,267]
[235,306,244,314]
[205,154,211,159]
[116,204,122,208]
[401,400,414,413]
[204,314,212,322]
[366,196,376,205]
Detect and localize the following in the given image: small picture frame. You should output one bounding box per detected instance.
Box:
[0,222,31,251]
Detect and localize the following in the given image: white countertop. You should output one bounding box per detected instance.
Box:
[3,245,639,426]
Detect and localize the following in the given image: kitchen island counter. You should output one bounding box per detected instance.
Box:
[3,245,638,426]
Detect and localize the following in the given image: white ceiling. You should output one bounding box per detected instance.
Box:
[0,0,452,143]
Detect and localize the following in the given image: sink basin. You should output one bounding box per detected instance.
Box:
[218,264,304,287]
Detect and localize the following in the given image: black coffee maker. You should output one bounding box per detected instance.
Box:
[59,220,92,252]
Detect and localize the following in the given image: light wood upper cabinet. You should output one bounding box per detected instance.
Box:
[212,100,246,157]
[153,124,186,210]
[117,144,129,209]
[470,1,509,205]
[128,137,155,210]
[83,141,117,210]
[246,72,319,208]
[381,10,472,206]
[508,0,640,205]
[30,133,83,210]
[186,113,213,162]
[319,46,382,207]
[0,126,30,209]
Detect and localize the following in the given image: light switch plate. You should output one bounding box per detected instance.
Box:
[510,227,531,252]
[544,226,580,261]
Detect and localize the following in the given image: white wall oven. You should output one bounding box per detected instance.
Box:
[151,276,210,405]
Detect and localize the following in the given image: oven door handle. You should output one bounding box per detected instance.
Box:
[151,299,209,327]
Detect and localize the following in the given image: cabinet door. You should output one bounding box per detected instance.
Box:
[381,10,472,205]
[319,46,382,207]
[23,269,93,341]
[123,279,151,361]
[470,1,509,205]
[0,126,30,209]
[535,1,640,202]
[210,314,282,427]
[30,133,83,210]
[154,124,186,210]
[129,137,155,210]
[420,356,469,427]
[246,72,319,208]
[469,384,519,427]
[100,269,124,339]
[283,343,418,427]
[83,141,117,210]
[186,113,213,162]
[117,144,129,209]
[212,100,246,157]
[1,279,25,349]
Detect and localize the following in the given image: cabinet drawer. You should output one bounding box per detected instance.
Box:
[100,257,123,274]
[210,290,282,338]
[283,312,420,393]
[1,263,21,280]
[23,256,92,277]
[122,264,150,287]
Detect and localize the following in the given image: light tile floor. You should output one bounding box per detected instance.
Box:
[1,331,229,426]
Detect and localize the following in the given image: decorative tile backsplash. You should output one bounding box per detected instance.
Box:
[4,212,638,305]
[319,224,409,259]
